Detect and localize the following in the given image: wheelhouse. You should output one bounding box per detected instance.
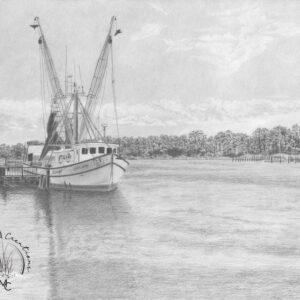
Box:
[48,142,119,166]
[79,144,119,156]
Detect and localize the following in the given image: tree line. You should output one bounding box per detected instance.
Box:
[1,124,300,159]
[107,124,300,158]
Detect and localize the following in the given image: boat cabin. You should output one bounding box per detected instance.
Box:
[25,141,44,163]
[25,140,119,167]
[51,142,119,166]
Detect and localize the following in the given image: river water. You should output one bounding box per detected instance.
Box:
[0,160,300,299]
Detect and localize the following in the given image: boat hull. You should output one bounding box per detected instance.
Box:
[33,154,129,191]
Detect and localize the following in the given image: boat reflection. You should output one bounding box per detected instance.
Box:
[32,188,136,299]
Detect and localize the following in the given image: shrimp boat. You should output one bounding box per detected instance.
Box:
[26,16,129,191]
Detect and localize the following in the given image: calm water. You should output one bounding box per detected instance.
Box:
[1,160,300,299]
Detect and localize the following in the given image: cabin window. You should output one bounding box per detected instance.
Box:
[82,148,88,155]
[90,147,96,154]
[28,153,33,161]
[107,147,112,154]
[113,148,117,154]
[98,147,105,154]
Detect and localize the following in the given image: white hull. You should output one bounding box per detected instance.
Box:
[33,154,129,191]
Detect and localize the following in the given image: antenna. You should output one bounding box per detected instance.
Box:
[73,59,76,89]
[78,65,84,94]
[65,46,68,96]
[102,123,108,138]
[68,75,73,93]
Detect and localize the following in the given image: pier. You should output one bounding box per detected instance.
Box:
[232,154,300,163]
[0,160,40,187]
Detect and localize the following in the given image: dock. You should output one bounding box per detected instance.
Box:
[0,160,40,187]
[232,154,300,163]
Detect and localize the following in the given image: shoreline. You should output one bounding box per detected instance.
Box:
[126,156,232,161]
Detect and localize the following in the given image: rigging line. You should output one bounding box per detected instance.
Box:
[83,120,94,141]
[40,44,62,99]
[82,45,110,122]
[42,49,50,125]
[39,46,46,139]
[77,97,95,140]
[34,29,51,107]
[41,41,65,101]
[86,41,110,100]
[79,100,98,138]
[41,51,48,117]
[92,50,110,98]
[110,43,120,143]
[41,48,50,140]
[45,96,73,152]
[79,17,116,141]
[49,89,73,142]
[78,101,96,140]
[81,49,109,139]
[82,105,101,138]
[41,44,68,116]
[79,100,110,146]
[41,45,52,106]
[86,55,109,118]
[96,60,109,124]
[39,48,44,111]
[41,45,61,108]
[84,119,94,141]
[58,98,73,138]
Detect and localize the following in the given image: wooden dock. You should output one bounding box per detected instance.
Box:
[0,163,40,187]
[232,154,300,163]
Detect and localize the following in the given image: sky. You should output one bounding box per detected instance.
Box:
[1,0,300,143]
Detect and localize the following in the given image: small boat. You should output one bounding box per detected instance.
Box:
[26,16,129,191]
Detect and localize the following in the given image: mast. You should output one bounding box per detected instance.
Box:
[65,46,68,96]
[73,88,79,144]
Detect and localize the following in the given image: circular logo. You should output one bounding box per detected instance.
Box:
[0,240,25,277]
[0,232,30,291]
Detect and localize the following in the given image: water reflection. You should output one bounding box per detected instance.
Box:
[0,186,8,202]
[1,160,300,299]
[32,188,134,299]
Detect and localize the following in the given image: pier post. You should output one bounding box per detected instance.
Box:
[46,168,50,189]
